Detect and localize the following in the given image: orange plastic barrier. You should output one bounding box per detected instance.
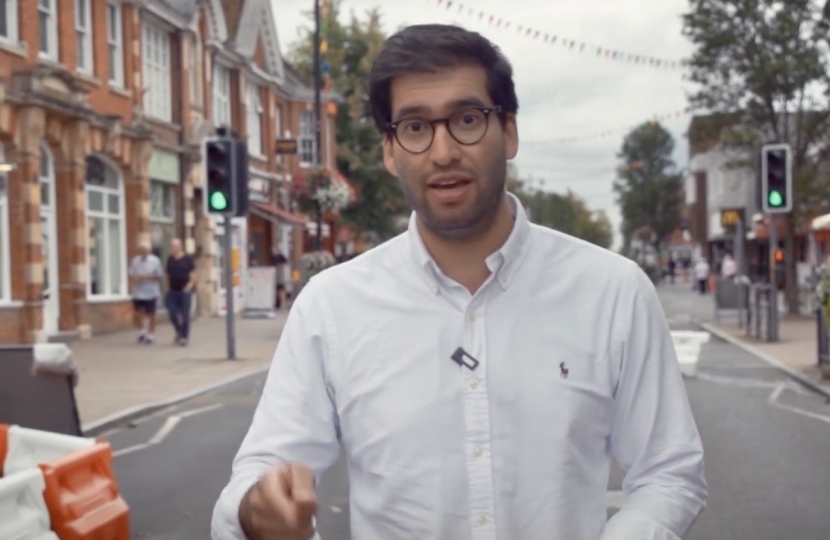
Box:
[39,441,129,540]
[0,423,8,475]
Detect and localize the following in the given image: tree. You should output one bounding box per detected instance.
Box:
[683,0,830,313]
[613,121,684,252]
[510,180,614,249]
[287,1,408,242]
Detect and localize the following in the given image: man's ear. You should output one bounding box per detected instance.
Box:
[382,134,398,177]
[503,113,518,160]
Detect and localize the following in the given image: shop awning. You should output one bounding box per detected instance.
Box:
[250,201,308,226]
[812,213,830,231]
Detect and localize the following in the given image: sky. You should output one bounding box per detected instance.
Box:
[271,0,698,248]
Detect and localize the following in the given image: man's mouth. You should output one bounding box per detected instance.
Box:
[428,178,471,190]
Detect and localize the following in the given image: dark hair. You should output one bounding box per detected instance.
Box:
[369,24,519,133]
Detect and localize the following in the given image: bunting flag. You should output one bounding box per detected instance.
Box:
[431,0,685,70]
[523,110,688,145]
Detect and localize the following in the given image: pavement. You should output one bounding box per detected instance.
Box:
[657,278,830,397]
[71,309,288,435]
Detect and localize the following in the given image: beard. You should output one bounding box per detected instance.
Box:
[399,159,508,241]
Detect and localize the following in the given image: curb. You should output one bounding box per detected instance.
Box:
[81,366,270,437]
[699,321,830,399]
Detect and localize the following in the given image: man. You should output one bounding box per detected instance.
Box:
[694,257,711,295]
[129,240,163,344]
[212,24,706,540]
[165,238,196,346]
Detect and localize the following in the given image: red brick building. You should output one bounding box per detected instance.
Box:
[0,0,347,343]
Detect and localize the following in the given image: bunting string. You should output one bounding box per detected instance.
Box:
[523,110,688,145]
[431,0,685,70]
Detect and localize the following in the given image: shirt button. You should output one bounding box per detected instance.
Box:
[468,313,476,322]
[469,378,479,389]
[477,514,488,525]
[473,446,484,457]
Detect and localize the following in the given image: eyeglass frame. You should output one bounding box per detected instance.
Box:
[385,105,505,155]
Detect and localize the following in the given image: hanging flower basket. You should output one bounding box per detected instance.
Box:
[294,167,351,214]
[301,250,336,277]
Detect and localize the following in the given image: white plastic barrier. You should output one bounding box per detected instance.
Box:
[3,425,95,476]
[671,330,711,378]
[0,467,60,540]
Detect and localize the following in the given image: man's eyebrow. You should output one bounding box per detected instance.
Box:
[392,97,492,122]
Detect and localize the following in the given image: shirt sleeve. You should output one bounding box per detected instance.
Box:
[601,263,708,540]
[211,279,341,540]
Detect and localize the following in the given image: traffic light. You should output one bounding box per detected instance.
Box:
[203,131,250,217]
[205,137,234,214]
[761,143,792,213]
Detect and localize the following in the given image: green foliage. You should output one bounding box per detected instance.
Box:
[509,179,614,249]
[682,0,830,220]
[287,1,408,241]
[613,121,684,247]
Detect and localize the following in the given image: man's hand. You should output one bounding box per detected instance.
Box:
[239,463,318,540]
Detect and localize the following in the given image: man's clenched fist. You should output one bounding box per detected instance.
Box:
[239,463,318,540]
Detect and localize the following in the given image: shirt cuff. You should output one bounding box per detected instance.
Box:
[211,472,261,540]
[600,509,682,540]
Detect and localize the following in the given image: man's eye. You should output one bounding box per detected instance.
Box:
[402,120,427,133]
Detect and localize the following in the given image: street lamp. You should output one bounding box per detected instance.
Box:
[312,0,324,250]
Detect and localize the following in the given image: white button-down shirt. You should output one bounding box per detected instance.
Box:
[212,194,707,540]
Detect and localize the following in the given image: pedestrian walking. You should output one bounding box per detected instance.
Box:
[128,240,163,344]
[694,257,711,295]
[212,24,706,540]
[165,238,196,346]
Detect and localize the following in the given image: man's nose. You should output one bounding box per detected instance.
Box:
[428,124,461,166]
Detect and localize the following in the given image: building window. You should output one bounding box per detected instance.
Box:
[75,0,92,73]
[247,84,263,156]
[274,104,283,164]
[38,0,58,58]
[149,180,176,264]
[213,64,231,126]
[0,144,10,301]
[189,30,202,106]
[142,23,172,122]
[0,0,19,43]
[299,110,316,165]
[106,2,123,86]
[85,156,125,297]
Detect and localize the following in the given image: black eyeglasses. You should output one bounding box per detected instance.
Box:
[386,106,503,154]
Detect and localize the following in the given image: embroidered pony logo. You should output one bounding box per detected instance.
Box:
[559,362,569,379]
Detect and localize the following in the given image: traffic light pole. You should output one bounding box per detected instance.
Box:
[768,214,779,342]
[223,213,236,360]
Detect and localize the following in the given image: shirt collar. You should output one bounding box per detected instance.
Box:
[407,192,531,293]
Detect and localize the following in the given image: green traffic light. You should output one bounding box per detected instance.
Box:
[767,189,784,207]
[209,191,229,211]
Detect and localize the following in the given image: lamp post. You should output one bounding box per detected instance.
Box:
[313,0,324,250]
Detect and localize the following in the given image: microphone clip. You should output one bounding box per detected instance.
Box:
[451,347,480,371]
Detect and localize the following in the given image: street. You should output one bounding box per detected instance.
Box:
[102,286,830,540]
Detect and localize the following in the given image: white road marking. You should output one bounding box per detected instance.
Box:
[112,443,151,457]
[112,403,226,458]
[767,383,830,425]
[606,490,626,510]
[148,416,182,445]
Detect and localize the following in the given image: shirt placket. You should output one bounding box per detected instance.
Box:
[462,296,496,539]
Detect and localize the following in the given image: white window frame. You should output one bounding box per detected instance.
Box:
[0,144,11,302]
[299,110,317,165]
[142,22,172,122]
[38,0,58,59]
[213,64,231,127]
[247,84,263,156]
[0,0,19,44]
[75,0,93,73]
[106,2,124,86]
[85,156,127,299]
